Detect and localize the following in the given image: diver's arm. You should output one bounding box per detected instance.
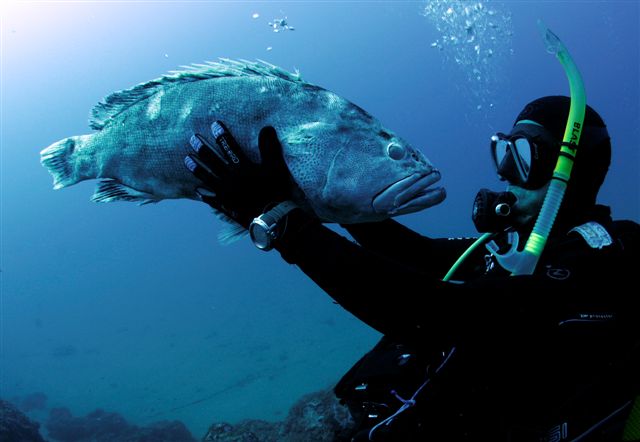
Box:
[343,219,436,259]
[342,219,476,277]
[277,210,450,344]
[276,210,636,348]
[277,209,500,346]
[343,219,425,247]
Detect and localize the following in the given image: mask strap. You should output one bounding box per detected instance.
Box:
[514,119,544,127]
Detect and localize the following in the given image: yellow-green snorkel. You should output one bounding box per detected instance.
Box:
[510,20,586,275]
[443,21,586,281]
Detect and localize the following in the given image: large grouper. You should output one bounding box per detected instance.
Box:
[41,59,445,232]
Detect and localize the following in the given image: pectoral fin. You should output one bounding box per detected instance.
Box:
[210,209,248,244]
[218,223,248,244]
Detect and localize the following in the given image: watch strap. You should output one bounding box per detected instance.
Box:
[262,200,299,224]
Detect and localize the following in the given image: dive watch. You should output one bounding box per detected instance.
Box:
[249,201,298,251]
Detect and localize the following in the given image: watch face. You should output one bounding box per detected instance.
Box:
[250,223,271,250]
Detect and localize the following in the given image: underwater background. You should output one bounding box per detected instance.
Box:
[1,0,638,439]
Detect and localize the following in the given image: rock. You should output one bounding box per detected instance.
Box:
[45,407,196,442]
[133,420,196,442]
[282,389,354,442]
[203,421,282,441]
[0,399,46,442]
[202,389,354,442]
[47,407,135,441]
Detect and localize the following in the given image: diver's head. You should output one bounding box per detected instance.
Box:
[473,96,611,233]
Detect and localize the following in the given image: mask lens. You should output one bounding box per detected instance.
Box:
[513,137,532,181]
[490,133,534,185]
[494,139,509,167]
[491,135,510,172]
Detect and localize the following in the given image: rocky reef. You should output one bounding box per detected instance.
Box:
[203,388,355,442]
[0,399,46,442]
[44,407,196,442]
[1,387,354,441]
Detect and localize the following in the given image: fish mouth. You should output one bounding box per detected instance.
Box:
[372,170,446,216]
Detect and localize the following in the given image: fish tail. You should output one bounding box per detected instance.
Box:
[40,135,92,189]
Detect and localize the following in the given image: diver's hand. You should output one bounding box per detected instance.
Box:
[184,122,295,228]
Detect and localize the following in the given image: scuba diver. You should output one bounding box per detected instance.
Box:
[184,95,639,441]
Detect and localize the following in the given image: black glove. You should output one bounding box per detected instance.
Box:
[184,121,295,228]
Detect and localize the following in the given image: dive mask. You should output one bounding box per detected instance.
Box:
[490,123,559,190]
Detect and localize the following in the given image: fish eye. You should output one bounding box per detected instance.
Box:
[387,143,406,160]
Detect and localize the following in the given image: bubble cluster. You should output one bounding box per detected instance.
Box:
[268,17,295,33]
[422,1,514,112]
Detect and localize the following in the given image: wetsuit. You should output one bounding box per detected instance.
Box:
[275,205,640,441]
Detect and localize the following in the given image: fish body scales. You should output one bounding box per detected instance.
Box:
[89,76,342,203]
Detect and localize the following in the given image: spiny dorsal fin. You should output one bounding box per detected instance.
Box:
[89,59,304,130]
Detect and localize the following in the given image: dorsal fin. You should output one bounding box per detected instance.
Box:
[89,59,304,130]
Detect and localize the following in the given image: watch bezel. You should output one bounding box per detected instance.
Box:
[249,201,299,251]
[249,217,277,250]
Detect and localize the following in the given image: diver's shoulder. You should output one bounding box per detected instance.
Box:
[609,218,640,249]
[610,218,640,233]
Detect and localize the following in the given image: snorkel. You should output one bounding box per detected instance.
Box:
[494,20,586,275]
[443,21,586,281]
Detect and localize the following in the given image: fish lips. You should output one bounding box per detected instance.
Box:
[372,171,446,216]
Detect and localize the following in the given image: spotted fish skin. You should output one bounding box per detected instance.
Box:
[40,59,437,224]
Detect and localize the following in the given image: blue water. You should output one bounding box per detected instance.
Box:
[1,1,638,439]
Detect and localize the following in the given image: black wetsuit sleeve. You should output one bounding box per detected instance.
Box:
[341,219,476,278]
[275,210,638,349]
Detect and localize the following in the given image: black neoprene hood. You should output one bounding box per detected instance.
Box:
[512,95,611,213]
